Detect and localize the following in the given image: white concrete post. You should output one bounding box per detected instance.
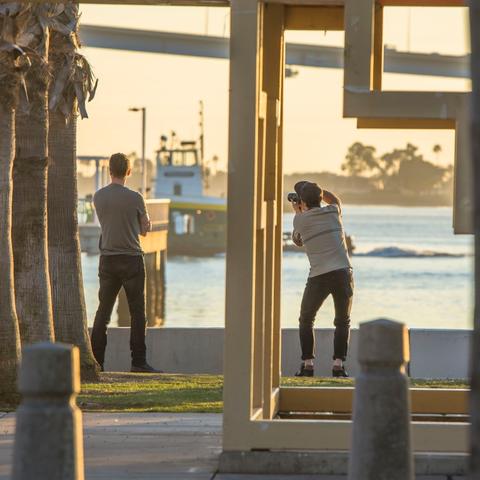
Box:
[12,342,85,480]
[348,319,413,480]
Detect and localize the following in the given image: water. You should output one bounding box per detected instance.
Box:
[82,205,474,330]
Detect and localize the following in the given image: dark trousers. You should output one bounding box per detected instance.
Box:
[299,268,354,361]
[91,254,147,367]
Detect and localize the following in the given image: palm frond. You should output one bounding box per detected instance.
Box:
[0,4,32,110]
[48,2,98,122]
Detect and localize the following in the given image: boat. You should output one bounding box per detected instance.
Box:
[154,130,227,256]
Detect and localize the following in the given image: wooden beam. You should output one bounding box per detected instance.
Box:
[247,419,468,452]
[357,117,456,129]
[268,0,463,4]
[411,388,469,415]
[272,10,286,395]
[372,3,383,90]
[379,0,465,6]
[75,0,228,5]
[453,98,473,234]
[344,90,465,119]
[280,387,353,413]
[261,3,284,420]
[284,6,344,30]
[71,0,465,6]
[344,0,375,90]
[223,0,263,451]
[267,0,344,5]
[279,387,469,415]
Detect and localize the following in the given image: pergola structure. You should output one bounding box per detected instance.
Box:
[343,0,471,233]
[222,0,471,461]
[76,0,471,464]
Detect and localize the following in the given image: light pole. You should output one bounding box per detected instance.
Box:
[129,107,147,197]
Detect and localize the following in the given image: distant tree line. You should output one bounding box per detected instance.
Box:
[341,142,452,194]
[205,142,454,207]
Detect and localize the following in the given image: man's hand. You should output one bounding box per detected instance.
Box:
[292,201,302,214]
[322,190,342,213]
[140,213,152,237]
[292,231,303,247]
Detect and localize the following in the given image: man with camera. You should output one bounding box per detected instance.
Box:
[290,181,353,377]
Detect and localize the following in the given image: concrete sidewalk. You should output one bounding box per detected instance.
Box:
[0,412,347,479]
[0,412,464,479]
[0,412,223,480]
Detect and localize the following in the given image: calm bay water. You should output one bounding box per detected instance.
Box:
[82,205,473,330]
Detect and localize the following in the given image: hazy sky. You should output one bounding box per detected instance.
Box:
[77,5,470,174]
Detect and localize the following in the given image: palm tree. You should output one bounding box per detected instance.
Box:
[47,3,99,380]
[12,4,55,345]
[0,4,29,395]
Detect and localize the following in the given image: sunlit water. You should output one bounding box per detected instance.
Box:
[82,205,473,330]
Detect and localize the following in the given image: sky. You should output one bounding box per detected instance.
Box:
[77,5,470,174]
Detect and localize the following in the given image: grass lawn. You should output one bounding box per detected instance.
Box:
[77,373,468,414]
[79,373,224,413]
[0,373,468,414]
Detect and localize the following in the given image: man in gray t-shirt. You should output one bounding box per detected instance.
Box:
[91,153,161,373]
[94,181,147,256]
[291,181,354,378]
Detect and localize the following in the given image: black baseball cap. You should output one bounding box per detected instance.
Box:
[298,182,323,207]
[294,181,308,196]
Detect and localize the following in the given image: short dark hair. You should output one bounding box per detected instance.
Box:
[300,182,323,208]
[109,153,130,178]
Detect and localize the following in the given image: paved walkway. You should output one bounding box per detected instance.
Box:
[1,412,225,480]
[0,412,463,479]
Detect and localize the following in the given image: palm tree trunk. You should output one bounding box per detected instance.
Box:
[469,4,480,478]
[12,15,55,345]
[0,105,21,395]
[0,6,29,394]
[46,4,99,380]
[48,109,99,379]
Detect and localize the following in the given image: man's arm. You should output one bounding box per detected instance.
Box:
[292,204,304,247]
[140,213,152,237]
[138,194,152,237]
[322,189,342,213]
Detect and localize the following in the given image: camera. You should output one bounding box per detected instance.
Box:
[287,192,299,204]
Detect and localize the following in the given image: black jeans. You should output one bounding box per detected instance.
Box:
[91,255,147,367]
[299,268,354,361]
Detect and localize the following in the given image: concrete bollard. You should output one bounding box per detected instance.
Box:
[12,342,85,480]
[348,319,413,480]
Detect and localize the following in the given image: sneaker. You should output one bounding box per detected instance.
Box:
[131,363,164,373]
[295,364,314,377]
[332,365,348,378]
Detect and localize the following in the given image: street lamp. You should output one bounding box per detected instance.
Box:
[128,107,147,197]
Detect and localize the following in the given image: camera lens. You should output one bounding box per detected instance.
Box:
[287,192,298,203]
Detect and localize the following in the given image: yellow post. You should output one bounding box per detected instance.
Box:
[223,0,264,450]
[261,2,285,420]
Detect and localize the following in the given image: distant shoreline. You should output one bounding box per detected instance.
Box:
[282,191,452,211]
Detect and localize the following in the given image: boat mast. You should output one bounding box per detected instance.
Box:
[199,100,205,166]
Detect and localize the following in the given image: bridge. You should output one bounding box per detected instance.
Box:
[79,23,470,79]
